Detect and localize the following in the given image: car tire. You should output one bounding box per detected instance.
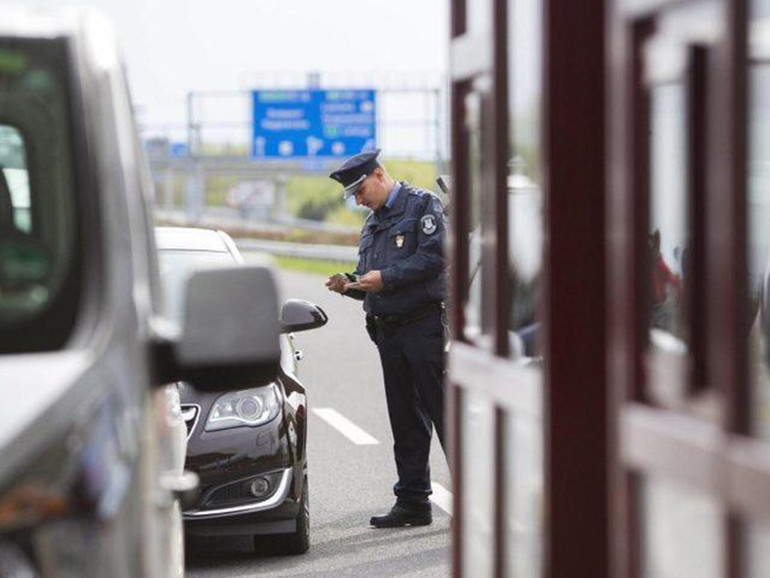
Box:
[253,475,310,556]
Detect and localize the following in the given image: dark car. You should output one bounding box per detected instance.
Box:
[155,226,327,555]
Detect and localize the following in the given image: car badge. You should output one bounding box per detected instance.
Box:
[396,235,405,248]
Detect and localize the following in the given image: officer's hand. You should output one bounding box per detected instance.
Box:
[354,270,384,292]
[325,273,348,294]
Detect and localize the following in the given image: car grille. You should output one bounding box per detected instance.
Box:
[205,482,251,506]
[202,471,284,508]
[180,404,200,439]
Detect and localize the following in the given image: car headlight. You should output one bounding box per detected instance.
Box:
[204,384,281,431]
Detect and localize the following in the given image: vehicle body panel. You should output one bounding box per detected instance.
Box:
[0,11,187,578]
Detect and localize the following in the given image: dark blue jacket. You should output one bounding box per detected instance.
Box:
[348,182,447,315]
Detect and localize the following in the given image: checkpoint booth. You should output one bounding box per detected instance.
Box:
[446,0,770,577]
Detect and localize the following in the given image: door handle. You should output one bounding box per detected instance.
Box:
[160,470,199,510]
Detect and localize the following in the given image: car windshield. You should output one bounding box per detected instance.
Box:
[159,250,235,324]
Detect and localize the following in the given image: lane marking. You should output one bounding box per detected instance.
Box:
[431,482,453,515]
[313,409,452,514]
[313,408,380,445]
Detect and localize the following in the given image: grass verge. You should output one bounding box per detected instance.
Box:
[273,256,357,278]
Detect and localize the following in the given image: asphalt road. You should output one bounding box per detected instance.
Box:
[186,261,452,578]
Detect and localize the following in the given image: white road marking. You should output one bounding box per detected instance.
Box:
[313,408,452,514]
[313,408,380,445]
[431,482,453,515]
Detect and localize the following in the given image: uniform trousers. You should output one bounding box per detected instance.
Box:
[373,312,446,505]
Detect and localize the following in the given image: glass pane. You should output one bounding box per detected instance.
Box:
[643,2,724,408]
[748,522,770,578]
[748,64,770,439]
[507,0,543,361]
[0,128,31,233]
[745,11,770,573]
[0,41,79,352]
[649,84,688,345]
[504,409,544,578]
[461,390,495,578]
[467,0,492,34]
[644,72,694,408]
[642,477,724,578]
[465,89,485,338]
[750,0,770,440]
[755,0,770,18]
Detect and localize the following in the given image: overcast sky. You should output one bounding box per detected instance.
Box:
[18,0,449,128]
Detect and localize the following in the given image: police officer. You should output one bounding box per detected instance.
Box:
[325,149,447,528]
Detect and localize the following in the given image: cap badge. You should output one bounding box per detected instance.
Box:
[421,214,437,235]
[395,235,405,248]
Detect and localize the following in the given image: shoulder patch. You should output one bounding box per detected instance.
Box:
[421,214,438,235]
[403,182,426,197]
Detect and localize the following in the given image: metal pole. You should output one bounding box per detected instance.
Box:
[274,174,289,221]
[186,91,194,156]
[307,71,321,89]
[163,168,174,210]
[376,89,383,153]
[434,87,443,177]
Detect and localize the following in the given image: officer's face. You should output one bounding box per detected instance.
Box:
[354,169,390,211]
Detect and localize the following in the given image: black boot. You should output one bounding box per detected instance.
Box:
[369,503,432,528]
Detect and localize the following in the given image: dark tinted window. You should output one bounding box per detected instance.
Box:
[0,39,82,352]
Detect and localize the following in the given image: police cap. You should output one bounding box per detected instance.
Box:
[329,148,381,199]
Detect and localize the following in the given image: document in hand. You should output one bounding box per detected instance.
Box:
[344,273,363,291]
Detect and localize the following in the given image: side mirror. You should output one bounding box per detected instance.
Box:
[153,266,281,391]
[280,299,328,333]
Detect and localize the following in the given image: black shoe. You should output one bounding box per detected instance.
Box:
[369,503,432,528]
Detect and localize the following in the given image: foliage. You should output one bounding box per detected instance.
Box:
[167,158,442,225]
[153,217,361,246]
[206,175,238,205]
[286,176,340,221]
[285,159,440,224]
[272,255,357,278]
[325,204,367,228]
[380,159,438,191]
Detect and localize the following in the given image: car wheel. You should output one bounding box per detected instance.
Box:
[253,475,310,556]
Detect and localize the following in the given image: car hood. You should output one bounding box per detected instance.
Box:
[178,382,219,408]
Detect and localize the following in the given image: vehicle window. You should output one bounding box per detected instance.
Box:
[0,40,82,353]
[158,250,234,324]
[0,127,31,233]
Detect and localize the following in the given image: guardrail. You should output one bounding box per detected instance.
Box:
[155,208,359,236]
[235,238,358,263]
[154,208,359,263]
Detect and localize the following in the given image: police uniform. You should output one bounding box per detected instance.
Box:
[330,150,447,514]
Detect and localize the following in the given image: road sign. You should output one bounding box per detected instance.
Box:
[170,142,189,158]
[251,89,377,159]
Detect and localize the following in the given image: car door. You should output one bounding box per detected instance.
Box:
[0,29,150,578]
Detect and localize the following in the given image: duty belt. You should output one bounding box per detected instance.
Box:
[368,302,445,331]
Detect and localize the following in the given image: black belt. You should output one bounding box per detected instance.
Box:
[368,302,445,331]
